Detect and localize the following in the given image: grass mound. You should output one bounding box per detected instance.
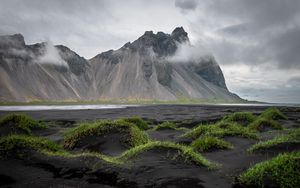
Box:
[191,136,233,152]
[0,134,121,165]
[120,116,149,130]
[0,134,63,158]
[248,117,283,132]
[248,128,300,152]
[154,121,177,130]
[117,141,216,169]
[0,113,47,134]
[260,107,288,120]
[183,122,257,140]
[153,121,188,131]
[235,152,300,188]
[64,120,149,149]
[222,112,256,125]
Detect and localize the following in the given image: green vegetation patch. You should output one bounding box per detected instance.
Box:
[0,134,63,158]
[0,113,47,134]
[0,134,122,165]
[191,136,233,152]
[64,119,149,149]
[153,121,188,131]
[248,128,300,152]
[182,122,257,140]
[248,117,283,132]
[260,107,288,120]
[236,152,300,188]
[222,112,256,125]
[0,136,216,169]
[117,141,216,169]
[119,116,149,130]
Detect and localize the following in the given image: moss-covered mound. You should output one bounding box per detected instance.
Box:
[235,152,300,188]
[191,136,233,152]
[182,122,257,140]
[117,141,216,169]
[222,112,256,126]
[248,117,283,132]
[64,120,149,149]
[0,134,63,158]
[0,134,123,165]
[0,113,47,135]
[260,107,288,120]
[153,121,188,131]
[153,121,177,130]
[248,128,300,152]
[119,116,149,130]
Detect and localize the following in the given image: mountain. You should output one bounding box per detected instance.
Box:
[0,34,95,101]
[0,27,242,102]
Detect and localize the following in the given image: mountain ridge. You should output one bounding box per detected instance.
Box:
[0,27,242,103]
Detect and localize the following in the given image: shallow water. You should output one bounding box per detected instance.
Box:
[0,103,298,111]
[0,104,139,111]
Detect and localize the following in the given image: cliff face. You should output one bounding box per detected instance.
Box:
[0,34,95,101]
[0,27,241,102]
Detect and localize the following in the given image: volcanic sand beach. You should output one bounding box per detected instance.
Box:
[0,104,299,188]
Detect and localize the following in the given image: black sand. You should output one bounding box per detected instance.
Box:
[0,105,299,188]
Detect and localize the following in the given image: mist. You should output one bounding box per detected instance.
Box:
[167,41,210,63]
[36,42,68,67]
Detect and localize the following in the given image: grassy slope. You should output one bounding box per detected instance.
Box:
[152,121,188,131]
[182,122,257,140]
[0,113,47,134]
[0,134,216,169]
[248,128,300,152]
[236,152,300,188]
[63,120,149,149]
[191,136,233,152]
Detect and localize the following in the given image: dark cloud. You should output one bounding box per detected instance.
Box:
[175,0,198,11]
[0,0,299,103]
[190,0,300,70]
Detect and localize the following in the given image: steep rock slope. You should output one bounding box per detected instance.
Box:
[90,27,240,101]
[0,27,241,102]
[0,34,95,101]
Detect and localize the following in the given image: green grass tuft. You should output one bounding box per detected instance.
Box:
[63,119,149,149]
[248,128,300,152]
[0,134,121,165]
[0,136,217,169]
[222,112,256,125]
[236,152,300,188]
[182,122,257,140]
[153,121,177,130]
[0,113,47,134]
[248,117,283,132]
[260,107,288,120]
[153,121,189,131]
[117,141,217,169]
[119,116,149,130]
[191,136,233,152]
[0,134,63,157]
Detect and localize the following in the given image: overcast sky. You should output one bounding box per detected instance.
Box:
[1,0,300,103]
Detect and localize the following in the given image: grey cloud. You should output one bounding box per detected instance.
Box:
[189,0,300,70]
[1,0,300,103]
[288,76,300,86]
[267,26,300,69]
[175,0,198,11]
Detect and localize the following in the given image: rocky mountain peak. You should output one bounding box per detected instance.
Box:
[0,33,26,49]
[129,27,190,57]
[171,27,189,43]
